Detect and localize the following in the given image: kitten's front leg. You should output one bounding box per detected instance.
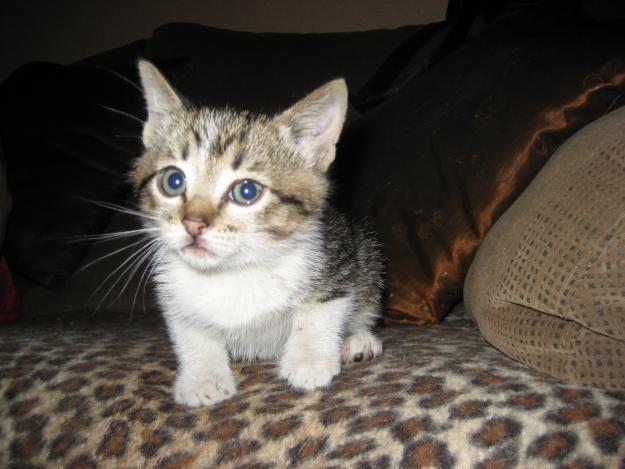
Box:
[279,298,349,391]
[166,318,236,407]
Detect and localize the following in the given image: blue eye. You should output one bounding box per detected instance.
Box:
[229,180,263,205]
[160,167,186,196]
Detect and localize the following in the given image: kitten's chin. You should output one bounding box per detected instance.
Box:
[178,245,223,271]
[183,244,216,257]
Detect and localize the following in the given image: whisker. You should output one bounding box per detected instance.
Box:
[138,249,164,317]
[84,199,142,214]
[114,245,157,317]
[68,228,159,244]
[98,104,144,124]
[94,66,142,92]
[89,238,160,312]
[78,198,160,222]
[130,242,164,319]
[76,236,154,273]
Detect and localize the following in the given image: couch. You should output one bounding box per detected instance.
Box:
[1,2,624,467]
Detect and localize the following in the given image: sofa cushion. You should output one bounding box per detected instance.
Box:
[464,105,625,389]
[1,306,623,467]
[336,12,625,325]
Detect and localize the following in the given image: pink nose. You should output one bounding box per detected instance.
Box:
[183,219,208,237]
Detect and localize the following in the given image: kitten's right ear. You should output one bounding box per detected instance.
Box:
[137,59,184,147]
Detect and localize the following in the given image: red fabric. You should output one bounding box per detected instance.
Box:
[0,257,21,324]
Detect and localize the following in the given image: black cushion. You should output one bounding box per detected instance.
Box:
[145,23,432,116]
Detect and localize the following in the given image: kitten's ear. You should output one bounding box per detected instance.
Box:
[137,59,184,147]
[277,79,348,172]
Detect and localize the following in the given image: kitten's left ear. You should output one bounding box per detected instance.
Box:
[137,59,184,148]
[276,79,348,172]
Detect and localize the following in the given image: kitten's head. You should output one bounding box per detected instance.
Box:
[133,60,347,271]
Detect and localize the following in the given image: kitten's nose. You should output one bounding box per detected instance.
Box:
[183,217,208,237]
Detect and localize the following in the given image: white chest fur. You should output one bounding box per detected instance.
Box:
[155,247,309,331]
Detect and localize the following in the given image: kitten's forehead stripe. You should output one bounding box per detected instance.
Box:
[213,130,242,158]
[181,141,189,160]
[249,162,264,172]
[232,152,246,170]
[219,134,237,156]
[193,129,202,149]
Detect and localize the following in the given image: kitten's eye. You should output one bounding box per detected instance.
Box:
[159,167,186,197]
[228,180,263,205]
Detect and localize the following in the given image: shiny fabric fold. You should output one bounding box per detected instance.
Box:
[336,14,625,325]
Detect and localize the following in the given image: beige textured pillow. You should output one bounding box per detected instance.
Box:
[464,105,625,389]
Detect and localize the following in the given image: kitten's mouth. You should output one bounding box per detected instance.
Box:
[183,241,216,257]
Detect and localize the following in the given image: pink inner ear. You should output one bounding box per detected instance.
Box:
[294,105,342,155]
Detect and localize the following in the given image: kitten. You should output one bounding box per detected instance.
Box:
[133,60,384,407]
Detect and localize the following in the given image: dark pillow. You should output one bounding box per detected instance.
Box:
[144,23,431,116]
[0,257,20,324]
[0,141,10,252]
[0,143,19,323]
[336,14,625,325]
[0,59,191,289]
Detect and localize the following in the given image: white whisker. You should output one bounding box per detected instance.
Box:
[68,228,159,244]
[113,244,159,316]
[95,66,142,92]
[98,104,144,124]
[90,238,160,312]
[76,236,153,273]
[130,242,164,318]
[81,199,160,222]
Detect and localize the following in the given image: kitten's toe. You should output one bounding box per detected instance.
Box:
[279,354,340,391]
[341,333,383,364]
[174,373,237,407]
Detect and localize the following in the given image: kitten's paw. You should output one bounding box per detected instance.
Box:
[174,372,237,407]
[341,333,383,364]
[279,354,340,391]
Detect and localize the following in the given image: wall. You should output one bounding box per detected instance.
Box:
[0,0,448,82]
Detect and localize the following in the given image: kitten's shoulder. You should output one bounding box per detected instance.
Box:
[315,205,383,282]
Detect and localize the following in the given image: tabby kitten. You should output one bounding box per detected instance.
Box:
[134,60,383,407]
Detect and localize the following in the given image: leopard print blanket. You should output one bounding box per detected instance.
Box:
[1,306,623,468]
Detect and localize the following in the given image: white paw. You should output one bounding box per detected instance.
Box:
[341,333,383,364]
[174,372,237,407]
[279,354,340,391]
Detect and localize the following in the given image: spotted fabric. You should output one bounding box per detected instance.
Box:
[465,105,625,389]
[1,307,624,468]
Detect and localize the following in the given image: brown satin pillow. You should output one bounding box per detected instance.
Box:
[336,15,625,325]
